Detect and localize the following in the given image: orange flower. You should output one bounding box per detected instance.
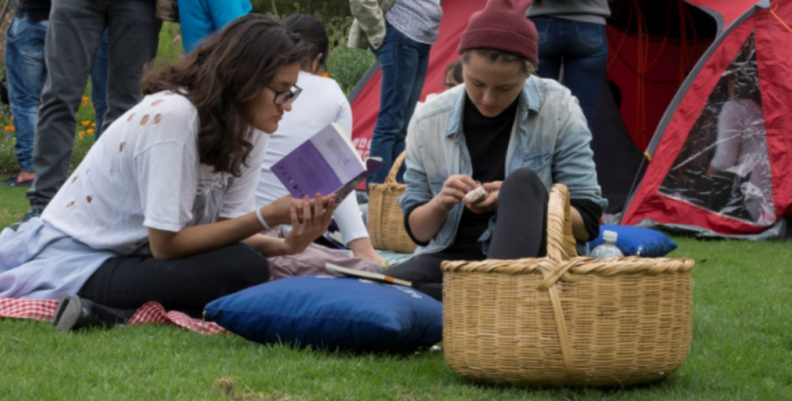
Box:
[87,129,95,134]
[81,120,91,127]
[82,96,89,102]
[91,123,96,127]
[78,131,86,136]
[4,125,15,131]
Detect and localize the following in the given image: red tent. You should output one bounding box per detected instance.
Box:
[622,0,792,238]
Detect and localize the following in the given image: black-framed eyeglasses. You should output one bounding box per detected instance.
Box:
[269,84,302,105]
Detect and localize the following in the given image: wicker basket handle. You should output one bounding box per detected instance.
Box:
[385,152,407,184]
[546,184,579,263]
[543,184,580,376]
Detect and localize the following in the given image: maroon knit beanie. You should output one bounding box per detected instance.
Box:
[458,0,538,66]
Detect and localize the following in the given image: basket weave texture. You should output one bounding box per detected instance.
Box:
[367,152,418,254]
[441,184,695,387]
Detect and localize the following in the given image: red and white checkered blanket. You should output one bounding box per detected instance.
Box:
[0,298,226,335]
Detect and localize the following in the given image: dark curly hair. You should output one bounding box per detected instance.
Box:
[140,14,309,176]
[281,13,329,72]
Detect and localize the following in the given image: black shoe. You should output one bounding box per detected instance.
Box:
[55,296,127,332]
[52,295,71,326]
[7,205,44,232]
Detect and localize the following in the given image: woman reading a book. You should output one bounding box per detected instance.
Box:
[255,14,386,277]
[0,15,336,331]
[388,0,607,301]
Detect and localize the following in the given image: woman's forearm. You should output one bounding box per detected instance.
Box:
[407,200,449,244]
[148,205,283,261]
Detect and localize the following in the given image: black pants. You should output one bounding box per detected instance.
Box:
[386,168,549,301]
[78,244,270,322]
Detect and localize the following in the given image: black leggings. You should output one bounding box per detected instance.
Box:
[386,168,549,301]
[78,243,270,321]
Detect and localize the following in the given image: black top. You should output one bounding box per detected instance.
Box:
[18,0,52,23]
[403,94,602,249]
[452,93,517,246]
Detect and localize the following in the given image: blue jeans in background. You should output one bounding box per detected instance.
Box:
[5,14,48,173]
[530,16,608,134]
[91,31,109,139]
[366,23,430,189]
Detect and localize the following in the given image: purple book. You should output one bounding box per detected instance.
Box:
[271,123,382,203]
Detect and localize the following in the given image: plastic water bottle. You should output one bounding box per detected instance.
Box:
[591,230,624,259]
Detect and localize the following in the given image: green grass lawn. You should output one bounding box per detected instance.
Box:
[1,186,791,400]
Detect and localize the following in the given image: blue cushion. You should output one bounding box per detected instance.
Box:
[588,225,677,257]
[204,276,442,351]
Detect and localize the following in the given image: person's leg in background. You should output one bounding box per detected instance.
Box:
[557,20,608,134]
[487,168,548,259]
[3,14,48,187]
[530,16,562,81]
[22,0,107,221]
[366,24,425,189]
[55,243,270,331]
[91,30,109,139]
[104,1,161,131]
[392,39,431,182]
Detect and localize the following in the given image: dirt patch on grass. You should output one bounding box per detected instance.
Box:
[213,377,298,401]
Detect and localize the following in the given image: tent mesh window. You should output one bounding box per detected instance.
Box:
[658,33,776,226]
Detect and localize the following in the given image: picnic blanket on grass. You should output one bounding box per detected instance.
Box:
[0,241,412,334]
[0,298,226,334]
[377,250,414,266]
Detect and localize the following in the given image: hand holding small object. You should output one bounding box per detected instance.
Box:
[464,181,502,214]
[464,183,488,204]
[431,174,479,212]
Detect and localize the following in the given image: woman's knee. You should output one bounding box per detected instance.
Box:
[214,244,270,291]
[499,168,550,208]
[502,167,545,193]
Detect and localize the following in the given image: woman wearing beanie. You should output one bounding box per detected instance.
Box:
[387,0,606,302]
[527,0,610,133]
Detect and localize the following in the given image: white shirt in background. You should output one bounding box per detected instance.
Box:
[255,71,369,245]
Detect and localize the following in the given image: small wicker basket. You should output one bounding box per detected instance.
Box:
[442,184,695,387]
[367,152,418,254]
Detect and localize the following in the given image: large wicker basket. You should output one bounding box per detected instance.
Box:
[367,152,417,254]
[442,184,695,387]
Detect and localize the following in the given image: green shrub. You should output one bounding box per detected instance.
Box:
[328,45,376,95]
[251,0,351,21]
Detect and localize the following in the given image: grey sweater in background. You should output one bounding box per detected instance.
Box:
[527,0,611,25]
[385,0,443,45]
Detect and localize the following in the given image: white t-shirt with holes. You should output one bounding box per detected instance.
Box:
[42,91,269,255]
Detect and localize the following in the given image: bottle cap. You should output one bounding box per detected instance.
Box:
[603,230,618,243]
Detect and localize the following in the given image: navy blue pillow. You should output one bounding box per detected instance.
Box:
[588,225,677,257]
[204,276,442,352]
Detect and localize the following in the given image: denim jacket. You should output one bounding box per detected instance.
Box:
[398,76,607,256]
